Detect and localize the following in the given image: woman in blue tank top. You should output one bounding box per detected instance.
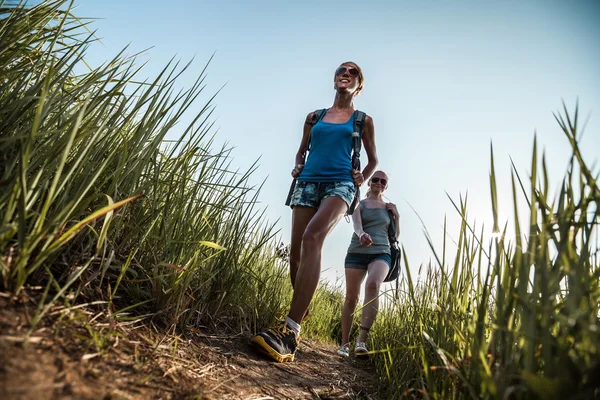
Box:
[336,170,400,358]
[252,62,380,363]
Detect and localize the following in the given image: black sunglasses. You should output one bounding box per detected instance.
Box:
[371,177,387,186]
[335,66,359,78]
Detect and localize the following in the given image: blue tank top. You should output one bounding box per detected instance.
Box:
[298,110,354,183]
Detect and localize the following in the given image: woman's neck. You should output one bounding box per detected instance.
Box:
[332,92,354,110]
[367,193,384,202]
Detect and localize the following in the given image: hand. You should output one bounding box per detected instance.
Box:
[386,202,399,218]
[291,164,304,178]
[351,170,364,186]
[359,232,373,247]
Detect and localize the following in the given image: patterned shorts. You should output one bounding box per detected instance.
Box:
[290,181,356,209]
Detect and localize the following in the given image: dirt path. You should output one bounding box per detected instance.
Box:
[0,296,382,399]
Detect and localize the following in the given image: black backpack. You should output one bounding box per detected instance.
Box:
[384,209,401,282]
[285,109,366,215]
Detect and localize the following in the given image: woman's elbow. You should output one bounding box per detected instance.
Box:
[369,156,379,168]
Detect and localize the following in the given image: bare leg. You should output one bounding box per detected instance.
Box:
[289,206,317,287]
[341,268,367,345]
[287,196,348,323]
[358,260,388,343]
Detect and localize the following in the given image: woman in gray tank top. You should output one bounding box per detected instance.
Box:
[337,170,400,358]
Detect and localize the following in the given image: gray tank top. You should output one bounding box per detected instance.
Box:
[347,201,391,254]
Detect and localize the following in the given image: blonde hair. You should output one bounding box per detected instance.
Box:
[335,61,364,96]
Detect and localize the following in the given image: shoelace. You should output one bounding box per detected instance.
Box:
[268,322,292,340]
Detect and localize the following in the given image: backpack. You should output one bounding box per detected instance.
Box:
[384,209,402,282]
[285,109,366,215]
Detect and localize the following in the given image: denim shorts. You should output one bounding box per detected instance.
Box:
[345,253,392,270]
[290,181,356,209]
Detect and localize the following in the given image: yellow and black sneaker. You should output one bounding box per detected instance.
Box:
[251,319,298,363]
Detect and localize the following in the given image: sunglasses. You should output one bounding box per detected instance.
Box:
[335,66,359,78]
[371,177,387,186]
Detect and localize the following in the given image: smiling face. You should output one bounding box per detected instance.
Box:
[368,171,389,194]
[333,62,364,96]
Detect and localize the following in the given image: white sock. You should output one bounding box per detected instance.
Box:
[285,316,301,336]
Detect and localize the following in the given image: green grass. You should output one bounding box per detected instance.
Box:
[0,0,344,339]
[368,104,600,399]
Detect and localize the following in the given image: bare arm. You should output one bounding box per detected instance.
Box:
[352,203,365,237]
[352,203,372,246]
[360,115,378,182]
[292,112,315,177]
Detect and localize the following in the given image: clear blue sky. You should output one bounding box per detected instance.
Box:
[78,0,600,287]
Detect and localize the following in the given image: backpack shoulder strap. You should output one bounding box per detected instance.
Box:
[387,210,397,241]
[352,110,366,154]
[310,109,327,126]
[306,109,327,152]
[346,111,367,216]
[353,110,366,132]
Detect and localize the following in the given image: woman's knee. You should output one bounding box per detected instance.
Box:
[344,294,360,307]
[301,228,325,248]
[365,279,381,294]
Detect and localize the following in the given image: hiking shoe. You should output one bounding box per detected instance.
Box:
[336,343,350,357]
[355,342,368,357]
[250,319,298,363]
